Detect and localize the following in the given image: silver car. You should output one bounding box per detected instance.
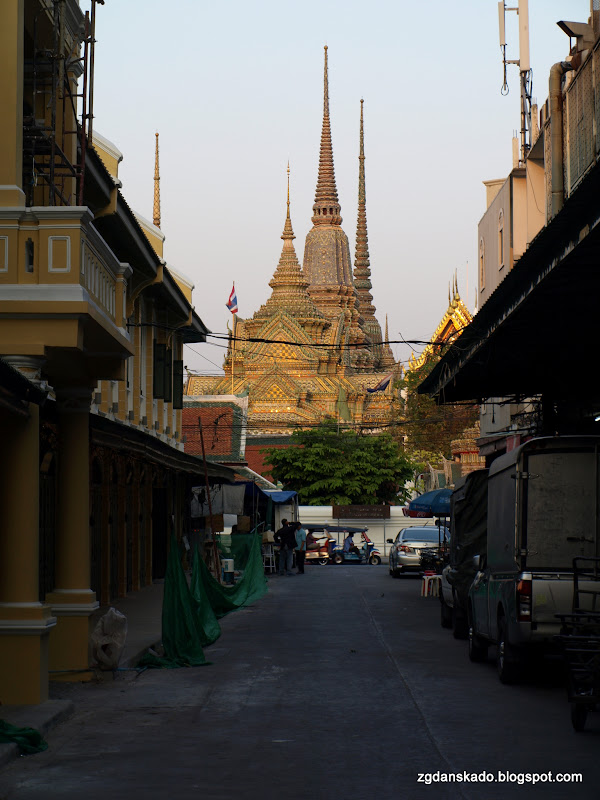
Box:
[387,526,448,577]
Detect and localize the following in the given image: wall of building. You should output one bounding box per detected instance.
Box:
[478,169,526,306]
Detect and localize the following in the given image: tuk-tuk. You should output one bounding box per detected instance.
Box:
[304,525,381,565]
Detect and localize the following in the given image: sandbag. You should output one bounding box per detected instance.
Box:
[90,607,128,669]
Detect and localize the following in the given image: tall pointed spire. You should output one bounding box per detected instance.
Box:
[253,164,324,322]
[353,99,376,321]
[311,45,341,226]
[153,132,161,228]
[303,46,354,313]
[380,313,396,369]
[353,99,383,363]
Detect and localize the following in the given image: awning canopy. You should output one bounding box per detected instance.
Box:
[407,489,452,518]
[259,489,297,504]
[419,160,600,405]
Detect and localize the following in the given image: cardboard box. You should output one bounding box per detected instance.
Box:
[262,530,275,544]
[204,514,224,533]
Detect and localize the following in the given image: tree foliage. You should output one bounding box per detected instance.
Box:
[396,354,479,468]
[261,421,413,506]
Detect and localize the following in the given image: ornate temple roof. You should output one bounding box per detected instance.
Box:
[184,47,402,452]
[408,276,473,372]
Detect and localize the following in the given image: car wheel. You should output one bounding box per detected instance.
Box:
[497,617,522,684]
[452,603,469,640]
[468,609,488,663]
[571,702,588,732]
[332,553,343,565]
[317,557,329,565]
[369,555,381,565]
[440,593,453,629]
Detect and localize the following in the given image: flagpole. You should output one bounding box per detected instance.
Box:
[231,313,235,395]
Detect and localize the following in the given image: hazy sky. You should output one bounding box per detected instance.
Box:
[92,0,590,376]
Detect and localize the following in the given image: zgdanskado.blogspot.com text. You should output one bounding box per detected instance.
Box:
[417,771,582,786]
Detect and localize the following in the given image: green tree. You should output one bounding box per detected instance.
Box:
[261,421,413,505]
[396,353,478,469]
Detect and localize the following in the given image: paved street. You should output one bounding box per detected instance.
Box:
[0,566,598,800]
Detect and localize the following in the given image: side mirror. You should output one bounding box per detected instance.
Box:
[472,554,481,570]
[386,539,393,544]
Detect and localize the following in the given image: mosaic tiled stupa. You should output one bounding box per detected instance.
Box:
[185,48,400,473]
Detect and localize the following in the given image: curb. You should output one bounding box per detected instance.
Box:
[0,699,74,768]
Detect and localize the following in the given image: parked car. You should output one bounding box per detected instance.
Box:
[387,526,449,577]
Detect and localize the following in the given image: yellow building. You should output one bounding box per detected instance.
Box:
[186,49,399,470]
[0,1,230,704]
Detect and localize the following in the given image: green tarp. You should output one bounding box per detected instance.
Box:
[139,535,209,669]
[0,720,48,755]
[193,533,268,619]
[139,533,267,669]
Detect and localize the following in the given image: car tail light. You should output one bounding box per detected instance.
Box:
[516,578,532,621]
[399,545,413,553]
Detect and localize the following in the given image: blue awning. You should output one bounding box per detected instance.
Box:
[407,489,452,517]
[260,490,297,504]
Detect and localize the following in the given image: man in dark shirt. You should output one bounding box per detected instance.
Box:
[274,520,297,576]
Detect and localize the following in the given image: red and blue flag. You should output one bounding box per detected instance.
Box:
[226,284,238,314]
[366,373,393,393]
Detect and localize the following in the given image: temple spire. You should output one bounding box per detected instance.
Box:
[253,164,323,322]
[153,132,161,228]
[311,45,341,226]
[352,99,383,366]
[282,161,294,241]
[353,99,376,320]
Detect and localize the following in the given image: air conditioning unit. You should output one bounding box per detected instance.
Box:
[111,402,119,414]
[165,426,171,435]
[93,393,102,405]
[141,416,148,426]
[128,410,135,421]
[154,421,160,430]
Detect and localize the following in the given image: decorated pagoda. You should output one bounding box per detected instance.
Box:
[185,48,400,475]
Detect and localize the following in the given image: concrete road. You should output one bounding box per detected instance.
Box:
[0,566,598,800]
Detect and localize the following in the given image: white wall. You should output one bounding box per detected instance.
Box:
[297,506,446,557]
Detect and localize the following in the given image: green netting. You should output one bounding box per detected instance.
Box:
[139,533,267,669]
[0,720,48,755]
[189,546,222,646]
[216,533,254,565]
[192,533,267,619]
[138,535,209,669]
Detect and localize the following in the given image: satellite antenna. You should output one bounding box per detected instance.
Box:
[498,0,533,163]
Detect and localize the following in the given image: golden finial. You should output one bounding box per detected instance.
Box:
[324,45,329,115]
[153,131,161,228]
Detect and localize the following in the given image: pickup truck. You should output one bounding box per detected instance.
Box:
[467,436,600,683]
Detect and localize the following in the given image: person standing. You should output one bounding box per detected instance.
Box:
[275,521,296,576]
[295,521,307,574]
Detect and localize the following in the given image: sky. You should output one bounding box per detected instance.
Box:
[92,0,590,376]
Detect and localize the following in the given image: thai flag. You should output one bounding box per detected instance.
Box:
[367,373,393,393]
[226,284,238,314]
